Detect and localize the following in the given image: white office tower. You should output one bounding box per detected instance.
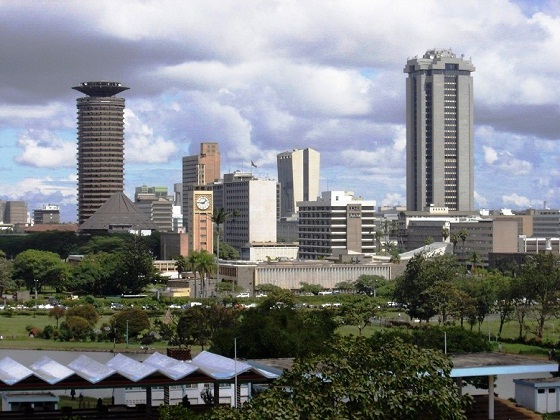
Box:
[277,148,320,219]
[221,172,277,250]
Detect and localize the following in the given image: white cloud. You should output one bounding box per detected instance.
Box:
[502,193,541,208]
[124,110,178,163]
[483,146,498,164]
[474,191,488,208]
[381,193,405,207]
[15,130,75,168]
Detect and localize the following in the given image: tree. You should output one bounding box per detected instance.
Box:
[458,229,468,248]
[299,282,323,295]
[70,252,118,295]
[12,249,70,292]
[113,238,157,294]
[241,335,470,419]
[0,251,15,295]
[334,280,355,291]
[60,316,92,341]
[48,306,66,328]
[393,253,465,322]
[212,208,239,290]
[66,304,100,326]
[77,235,127,255]
[520,253,560,339]
[340,296,378,335]
[442,227,450,242]
[488,271,515,337]
[211,303,337,359]
[355,275,386,297]
[450,233,459,251]
[188,250,216,298]
[111,308,150,342]
[174,255,188,279]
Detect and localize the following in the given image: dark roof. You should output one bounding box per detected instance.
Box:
[79,192,158,232]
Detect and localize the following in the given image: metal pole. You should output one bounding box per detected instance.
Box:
[34,279,38,317]
[234,337,237,408]
[126,320,129,349]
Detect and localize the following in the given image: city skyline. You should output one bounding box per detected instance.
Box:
[1,1,560,222]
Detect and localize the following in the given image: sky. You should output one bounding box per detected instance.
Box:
[2,0,560,222]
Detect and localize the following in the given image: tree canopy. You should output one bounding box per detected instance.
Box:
[12,249,70,292]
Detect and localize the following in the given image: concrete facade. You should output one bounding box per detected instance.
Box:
[277,148,320,218]
[33,205,60,225]
[404,49,475,211]
[182,142,220,232]
[73,81,128,225]
[216,172,277,251]
[297,191,376,260]
[219,260,395,292]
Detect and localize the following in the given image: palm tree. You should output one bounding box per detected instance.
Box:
[173,255,188,279]
[458,229,468,249]
[186,251,200,298]
[193,250,216,298]
[441,227,450,242]
[212,208,239,294]
[450,233,459,251]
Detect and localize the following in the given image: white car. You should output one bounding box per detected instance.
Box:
[236,292,250,298]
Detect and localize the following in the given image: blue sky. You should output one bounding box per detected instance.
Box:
[1,0,560,222]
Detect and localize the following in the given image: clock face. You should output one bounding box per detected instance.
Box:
[196,195,211,210]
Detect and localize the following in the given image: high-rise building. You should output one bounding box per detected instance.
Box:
[33,204,60,225]
[182,142,220,232]
[73,81,129,225]
[404,49,475,211]
[135,185,173,232]
[298,191,376,260]
[217,172,277,251]
[277,148,320,219]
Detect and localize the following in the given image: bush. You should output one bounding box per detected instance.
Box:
[41,325,55,339]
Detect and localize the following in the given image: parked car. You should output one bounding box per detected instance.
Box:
[236,292,250,298]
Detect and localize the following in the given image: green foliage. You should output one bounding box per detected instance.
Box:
[211,304,337,359]
[519,252,560,339]
[70,252,119,295]
[48,306,66,328]
[187,250,216,298]
[12,249,70,292]
[66,304,100,326]
[299,282,323,295]
[339,295,378,335]
[157,404,196,420]
[393,253,465,322]
[111,308,151,341]
[173,255,188,278]
[0,251,15,294]
[76,235,127,255]
[355,274,386,297]
[217,241,240,260]
[239,335,470,420]
[60,316,91,341]
[0,231,87,259]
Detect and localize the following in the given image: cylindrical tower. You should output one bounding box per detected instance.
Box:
[72,81,129,225]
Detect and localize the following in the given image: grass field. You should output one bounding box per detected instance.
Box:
[0,304,557,355]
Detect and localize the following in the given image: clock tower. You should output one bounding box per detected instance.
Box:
[187,189,214,254]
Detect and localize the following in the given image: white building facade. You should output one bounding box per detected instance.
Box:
[297,191,376,260]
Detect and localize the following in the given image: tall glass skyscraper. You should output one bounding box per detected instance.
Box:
[73,81,129,224]
[404,49,475,211]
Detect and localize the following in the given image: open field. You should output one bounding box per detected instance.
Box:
[0,303,557,355]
